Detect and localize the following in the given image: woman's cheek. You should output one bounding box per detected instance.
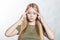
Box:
[34,15,37,19]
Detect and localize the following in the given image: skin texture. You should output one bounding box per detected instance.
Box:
[26,7,54,40]
[5,6,54,40]
[27,7,37,22]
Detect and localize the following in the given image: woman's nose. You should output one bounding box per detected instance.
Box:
[30,14,33,17]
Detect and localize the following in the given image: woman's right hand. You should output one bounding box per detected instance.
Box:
[18,11,28,25]
[20,11,28,20]
[5,11,28,37]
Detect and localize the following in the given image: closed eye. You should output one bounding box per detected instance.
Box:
[28,12,31,14]
[27,12,37,15]
[33,12,36,15]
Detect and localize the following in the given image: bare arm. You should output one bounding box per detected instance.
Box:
[37,13,54,40]
[40,18,54,40]
[5,16,23,37]
[5,11,28,37]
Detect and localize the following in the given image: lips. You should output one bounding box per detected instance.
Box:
[30,18,33,19]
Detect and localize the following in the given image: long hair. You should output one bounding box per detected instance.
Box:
[18,3,44,40]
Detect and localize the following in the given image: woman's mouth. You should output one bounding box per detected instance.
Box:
[30,18,33,19]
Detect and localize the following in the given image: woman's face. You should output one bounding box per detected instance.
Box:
[27,7,37,22]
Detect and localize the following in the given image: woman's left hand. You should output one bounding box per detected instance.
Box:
[37,13,43,21]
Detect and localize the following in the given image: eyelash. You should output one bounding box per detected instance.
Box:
[33,13,36,15]
[28,12,30,14]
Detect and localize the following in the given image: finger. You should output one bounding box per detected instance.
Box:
[37,13,40,16]
[20,12,26,19]
[24,11,28,15]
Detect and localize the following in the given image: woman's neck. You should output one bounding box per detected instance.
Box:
[29,21,35,25]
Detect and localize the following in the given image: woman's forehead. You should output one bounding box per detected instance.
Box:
[28,7,37,13]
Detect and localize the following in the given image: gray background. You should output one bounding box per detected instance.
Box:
[0,0,60,40]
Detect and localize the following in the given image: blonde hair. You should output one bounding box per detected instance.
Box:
[18,3,44,40]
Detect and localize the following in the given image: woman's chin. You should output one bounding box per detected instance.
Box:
[28,20,34,22]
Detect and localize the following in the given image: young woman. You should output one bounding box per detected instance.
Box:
[5,3,54,40]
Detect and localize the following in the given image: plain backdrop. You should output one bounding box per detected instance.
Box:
[0,0,60,40]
